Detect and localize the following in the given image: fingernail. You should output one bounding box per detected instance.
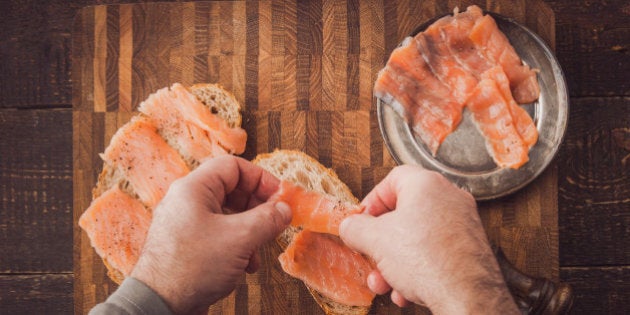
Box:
[366,272,376,290]
[274,201,292,224]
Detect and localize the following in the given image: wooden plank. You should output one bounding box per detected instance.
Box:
[0,0,79,108]
[558,97,630,266]
[560,266,630,314]
[106,5,120,112]
[118,4,133,112]
[545,0,630,97]
[0,109,73,273]
[0,274,73,314]
[321,0,348,111]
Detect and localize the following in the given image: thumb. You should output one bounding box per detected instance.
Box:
[234,201,292,248]
[339,214,380,259]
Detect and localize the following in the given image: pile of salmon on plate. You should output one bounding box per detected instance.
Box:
[374,5,540,169]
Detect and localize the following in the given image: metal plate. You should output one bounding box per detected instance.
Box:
[377,13,568,200]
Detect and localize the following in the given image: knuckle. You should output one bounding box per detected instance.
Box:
[167,177,188,195]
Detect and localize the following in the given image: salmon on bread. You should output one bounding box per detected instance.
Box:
[279,230,376,307]
[101,116,190,208]
[81,83,246,286]
[79,186,152,277]
[254,150,374,315]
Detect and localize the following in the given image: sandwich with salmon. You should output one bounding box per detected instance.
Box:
[79,83,247,284]
[255,150,376,315]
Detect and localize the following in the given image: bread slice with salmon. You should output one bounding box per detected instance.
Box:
[81,83,246,285]
[254,150,374,315]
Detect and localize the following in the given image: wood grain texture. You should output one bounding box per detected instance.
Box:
[0,0,626,314]
[560,266,630,314]
[0,274,73,314]
[0,109,73,273]
[558,97,630,266]
[0,1,78,108]
[71,1,561,314]
[545,0,630,97]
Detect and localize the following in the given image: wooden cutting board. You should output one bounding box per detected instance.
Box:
[72,1,558,314]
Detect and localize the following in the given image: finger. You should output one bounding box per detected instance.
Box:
[186,156,280,204]
[360,166,406,216]
[224,188,258,212]
[391,290,411,307]
[246,252,261,274]
[367,270,391,295]
[230,201,292,249]
[361,165,428,216]
[339,214,380,259]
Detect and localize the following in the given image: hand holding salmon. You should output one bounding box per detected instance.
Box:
[340,165,520,315]
[131,156,292,315]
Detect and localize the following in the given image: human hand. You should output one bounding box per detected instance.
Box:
[339,165,518,314]
[131,156,292,315]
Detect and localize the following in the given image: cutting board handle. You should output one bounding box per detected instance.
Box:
[494,246,574,315]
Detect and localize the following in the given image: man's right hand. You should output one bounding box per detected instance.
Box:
[339,165,519,315]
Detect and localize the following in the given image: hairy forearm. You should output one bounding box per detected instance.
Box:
[430,242,519,315]
[426,213,519,315]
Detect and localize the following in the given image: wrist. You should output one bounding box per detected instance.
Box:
[131,256,189,315]
[428,273,519,315]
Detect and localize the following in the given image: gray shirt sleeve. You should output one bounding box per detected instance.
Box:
[89,277,173,315]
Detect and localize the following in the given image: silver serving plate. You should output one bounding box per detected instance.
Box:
[377,13,568,200]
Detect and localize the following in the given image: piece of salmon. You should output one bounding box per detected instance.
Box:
[467,79,529,169]
[79,186,152,276]
[278,230,376,307]
[141,83,247,155]
[415,32,478,104]
[482,66,538,148]
[271,181,362,236]
[469,14,540,104]
[139,85,229,164]
[101,117,190,207]
[375,37,463,155]
[437,6,493,77]
[375,65,454,155]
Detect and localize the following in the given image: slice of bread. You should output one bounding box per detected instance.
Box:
[90,83,243,285]
[253,150,371,315]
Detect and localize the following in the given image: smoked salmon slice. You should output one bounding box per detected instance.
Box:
[469,14,540,104]
[271,181,362,236]
[139,85,228,164]
[435,6,493,77]
[482,66,538,148]
[375,37,463,155]
[78,186,152,276]
[415,32,478,104]
[101,117,190,207]
[278,230,376,307]
[140,83,247,155]
[375,65,455,155]
[467,79,529,169]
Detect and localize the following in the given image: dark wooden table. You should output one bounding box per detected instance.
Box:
[1,0,628,314]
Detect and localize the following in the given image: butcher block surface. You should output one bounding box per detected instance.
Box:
[72,1,558,314]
